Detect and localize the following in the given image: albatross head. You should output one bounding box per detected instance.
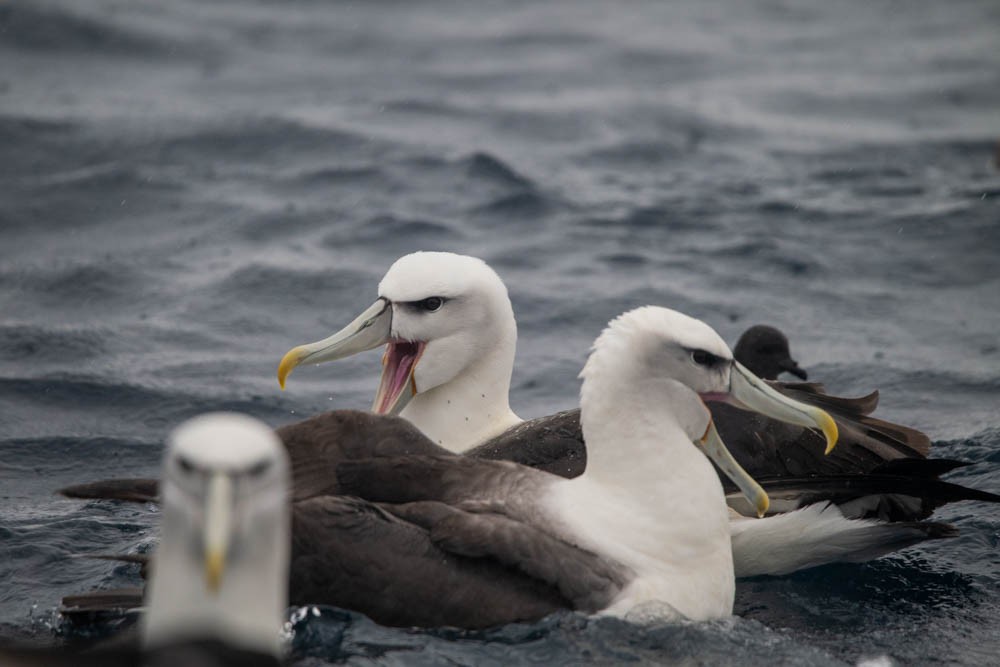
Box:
[581,307,837,516]
[143,413,290,657]
[278,251,517,428]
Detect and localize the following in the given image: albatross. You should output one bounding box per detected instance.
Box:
[64,307,837,627]
[2,413,290,666]
[277,251,1000,575]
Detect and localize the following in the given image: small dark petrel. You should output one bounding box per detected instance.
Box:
[733,324,808,381]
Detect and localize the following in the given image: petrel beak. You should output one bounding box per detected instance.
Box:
[698,419,769,518]
[727,361,838,454]
[778,357,808,380]
[277,298,392,389]
[203,472,234,594]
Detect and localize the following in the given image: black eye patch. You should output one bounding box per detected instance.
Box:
[247,458,272,478]
[176,455,197,475]
[402,296,447,313]
[689,348,725,367]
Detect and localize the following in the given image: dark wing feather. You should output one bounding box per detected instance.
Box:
[333,453,629,613]
[59,478,159,503]
[61,588,145,616]
[728,473,1000,521]
[336,452,550,507]
[57,410,442,504]
[290,495,568,628]
[416,502,627,610]
[469,409,585,478]
[279,409,447,501]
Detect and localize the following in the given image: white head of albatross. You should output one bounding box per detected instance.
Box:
[142,413,291,658]
[548,306,835,620]
[278,251,521,450]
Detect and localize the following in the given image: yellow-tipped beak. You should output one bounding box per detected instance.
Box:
[276,298,392,390]
[203,472,233,596]
[817,410,838,455]
[699,419,770,518]
[277,346,309,390]
[205,547,225,594]
[729,361,839,456]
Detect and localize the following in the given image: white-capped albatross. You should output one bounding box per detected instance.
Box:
[3,413,290,667]
[277,251,1000,576]
[279,251,520,451]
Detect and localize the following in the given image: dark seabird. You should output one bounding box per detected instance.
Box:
[63,307,839,627]
[2,413,290,666]
[733,324,808,380]
[276,252,999,575]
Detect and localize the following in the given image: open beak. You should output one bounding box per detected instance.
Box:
[371,340,426,415]
[277,298,392,389]
[203,472,234,595]
[699,419,770,517]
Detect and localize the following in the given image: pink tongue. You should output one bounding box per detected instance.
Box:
[377,341,421,413]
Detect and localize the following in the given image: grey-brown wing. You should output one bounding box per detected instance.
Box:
[278,409,448,501]
[733,464,1000,521]
[290,495,568,628]
[387,500,627,611]
[712,382,931,481]
[332,453,629,614]
[469,409,585,479]
[58,410,446,504]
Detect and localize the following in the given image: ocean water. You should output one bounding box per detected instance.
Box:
[1,0,999,664]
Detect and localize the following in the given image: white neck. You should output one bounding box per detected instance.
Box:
[402,336,521,452]
[142,487,289,656]
[546,376,734,620]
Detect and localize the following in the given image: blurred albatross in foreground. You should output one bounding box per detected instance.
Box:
[277,252,1000,576]
[3,413,290,666]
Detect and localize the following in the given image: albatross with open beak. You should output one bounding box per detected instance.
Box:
[279,251,520,450]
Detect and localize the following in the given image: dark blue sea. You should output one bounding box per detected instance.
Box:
[2,1,998,664]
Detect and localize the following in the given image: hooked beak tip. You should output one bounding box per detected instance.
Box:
[277,347,307,389]
[820,411,839,455]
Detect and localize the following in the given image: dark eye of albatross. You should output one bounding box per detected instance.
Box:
[176,455,196,475]
[247,458,272,478]
[691,349,721,367]
[418,297,445,312]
